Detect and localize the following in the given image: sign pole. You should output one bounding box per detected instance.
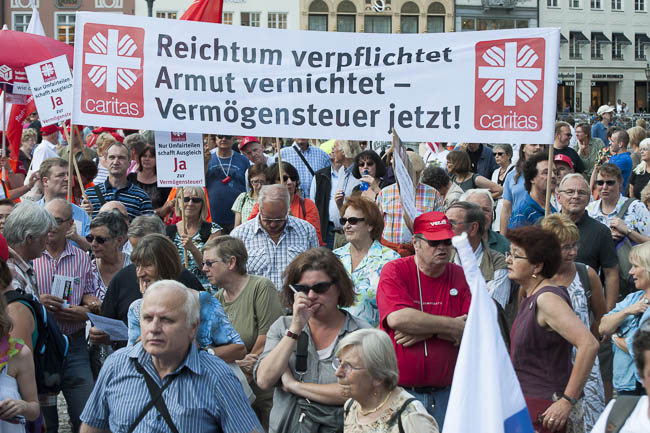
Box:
[179,187,189,268]
[61,124,75,202]
[276,138,284,184]
[544,144,554,216]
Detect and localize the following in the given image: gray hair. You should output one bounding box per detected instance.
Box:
[3,201,56,246]
[128,215,165,238]
[460,188,495,209]
[90,211,129,239]
[45,198,73,220]
[258,184,291,213]
[493,143,513,159]
[124,133,147,157]
[339,140,362,159]
[143,280,200,327]
[336,329,399,390]
[203,236,248,275]
[559,173,589,192]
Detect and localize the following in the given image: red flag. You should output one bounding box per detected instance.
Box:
[180,0,223,23]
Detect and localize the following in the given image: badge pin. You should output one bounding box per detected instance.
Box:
[450,288,458,296]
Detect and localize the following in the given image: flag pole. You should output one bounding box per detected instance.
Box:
[61,124,75,202]
[1,90,6,158]
[544,144,554,216]
[276,138,284,184]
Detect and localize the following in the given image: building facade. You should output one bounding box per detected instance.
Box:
[540,0,650,113]
[3,0,135,43]
[455,0,538,32]
[299,0,454,33]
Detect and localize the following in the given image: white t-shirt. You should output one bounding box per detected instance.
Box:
[591,396,650,433]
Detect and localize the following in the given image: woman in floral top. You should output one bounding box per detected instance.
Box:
[334,196,400,327]
[170,187,222,289]
[232,163,268,228]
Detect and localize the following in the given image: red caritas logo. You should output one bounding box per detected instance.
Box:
[171,132,187,142]
[81,23,144,118]
[40,62,57,82]
[475,38,544,132]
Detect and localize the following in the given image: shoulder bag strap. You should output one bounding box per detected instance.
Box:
[605,395,642,433]
[93,185,106,207]
[616,197,635,219]
[386,397,417,433]
[128,359,180,433]
[575,262,591,309]
[295,332,309,375]
[292,145,315,176]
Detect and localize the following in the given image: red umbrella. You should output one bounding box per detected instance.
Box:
[0,28,74,72]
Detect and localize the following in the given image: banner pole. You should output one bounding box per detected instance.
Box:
[179,187,189,268]
[62,124,75,203]
[71,154,89,204]
[1,91,6,158]
[276,138,284,185]
[544,144,554,216]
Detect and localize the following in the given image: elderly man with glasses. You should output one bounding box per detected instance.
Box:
[377,211,470,429]
[231,184,319,290]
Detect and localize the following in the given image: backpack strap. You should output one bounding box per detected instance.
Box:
[344,399,355,418]
[292,145,315,176]
[93,185,106,207]
[298,197,306,219]
[605,395,641,433]
[387,397,417,433]
[575,262,592,311]
[295,332,309,375]
[616,197,635,220]
[199,221,212,244]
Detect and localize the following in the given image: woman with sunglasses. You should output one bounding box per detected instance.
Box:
[350,150,390,201]
[88,211,131,300]
[491,144,514,233]
[255,248,371,433]
[232,163,268,228]
[541,214,607,433]
[248,162,324,245]
[170,186,222,290]
[600,241,650,397]
[333,196,399,327]
[506,226,598,433]
[335,329,438,433]
[126,144,172,218]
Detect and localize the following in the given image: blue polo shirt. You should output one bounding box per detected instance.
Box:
[509,193,556,229]
[609,152,633,191]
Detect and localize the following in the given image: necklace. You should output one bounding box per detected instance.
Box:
[360,390,392,416]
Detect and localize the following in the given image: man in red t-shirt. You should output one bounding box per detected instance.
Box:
[377,211,471,429]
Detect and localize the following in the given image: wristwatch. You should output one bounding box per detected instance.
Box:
[286,330,300,340]
[206,348,215,356]
[561,393,577,406]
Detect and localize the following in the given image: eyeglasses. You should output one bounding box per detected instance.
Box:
[332,357,366,373]
[250,180,265,186]
[216,135,232,139]
[559,189,590,197]
[505,251,528,261]
[339,217,365,226]
[202,259,225,268]
[86,235,112,244]
[260,213,288,224]
[358,160,375,167]
[278,175,299,182]
[416,236,452,248]
[290,281,334,294]
[561,243,580,252]
[183,197,202,203]
[54,217,71,226]
[595,180,617,186]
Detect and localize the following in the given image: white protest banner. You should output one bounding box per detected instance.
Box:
[154,131,205,187]
[24,55,73,126]
[72,12,559,143]
[392,131,416,242]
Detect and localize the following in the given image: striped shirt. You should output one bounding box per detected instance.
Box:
[231,215,319,289]
[33,240,98,335]
[7,247,39,299]
[80,343,263,433]
[85,178,154,220]
[376,183,445,244]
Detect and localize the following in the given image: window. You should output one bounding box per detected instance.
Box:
[427,2,445,33]
[635,34,649,60]
[364,16,391,33]
[612,43,623,59]
[336,1,355,32]
[591,0,602,7]
[56,13,75,45]
[12,13,31,32]
[611,0,622,10]
[223,12,233,25]
[569,33,584,59]
[591,35,603,59]
[636,0,646,11]
[308,0,328,31]
[268,13,288,29]
[155,11,177,19]
[241,12,260,27]
[400,2,419,33]
[570,0,581,7]
[461,18,475,31]
[547,0,558,6]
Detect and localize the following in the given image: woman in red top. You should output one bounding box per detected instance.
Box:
[248,162,324,245]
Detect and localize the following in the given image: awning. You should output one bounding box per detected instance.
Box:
[591,32,612,45]
[560,33,568,44]
[637,33,650,45]
[613,33,632,45]
[570,31,590,44]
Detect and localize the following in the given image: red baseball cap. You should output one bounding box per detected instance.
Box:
[413,212,455,241]
[40,124,59,135]
[239,136,259,151]
[0,233,9,262]
[554,154,574,170]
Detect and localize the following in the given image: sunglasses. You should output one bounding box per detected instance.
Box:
[216,135,232,139]
[279,175,299,182]
[494,152,506,156]
[416,236,452,248]
[358,160,375,167]
[339,217,365,226]
[183,197,202,203]
[595,180,617,186]
[290,281,334,294]
[86,235,112,244]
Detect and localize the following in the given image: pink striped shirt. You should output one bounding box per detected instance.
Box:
[33,241,98,335]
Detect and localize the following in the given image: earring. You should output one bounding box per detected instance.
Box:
[532,273,537,279]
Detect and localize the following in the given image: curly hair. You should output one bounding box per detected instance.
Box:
[523,151,550,192]
[506,226,561,278]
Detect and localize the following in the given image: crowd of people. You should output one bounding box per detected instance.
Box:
[0,105,650,433]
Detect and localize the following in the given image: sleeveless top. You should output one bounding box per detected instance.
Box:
[510,285,573,400]
[0,337,26,432]
[451,173,477,192]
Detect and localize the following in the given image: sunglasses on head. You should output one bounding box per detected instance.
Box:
[86,235,112,244]
[339,217,365,226]
[183,197,202,203]
[595,180,617,186]
[417,236,452,248]
[290,281,334,294]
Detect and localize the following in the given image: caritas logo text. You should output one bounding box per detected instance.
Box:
[475,38,545,132]
[81,23,144,118]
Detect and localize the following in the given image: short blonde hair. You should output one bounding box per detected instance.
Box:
[629,242,650,280]
[540,213,579,244]
[21,128,37,143]
[627,126,647,150]
[178,187,209,221]
[96,132,117,155]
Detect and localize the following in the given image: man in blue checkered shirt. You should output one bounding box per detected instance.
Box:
[276,139,330,198]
